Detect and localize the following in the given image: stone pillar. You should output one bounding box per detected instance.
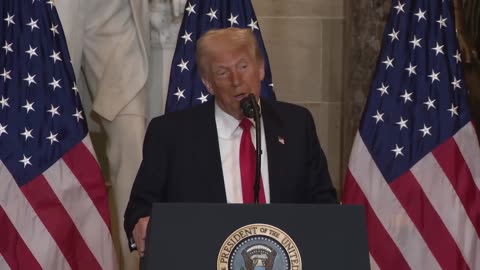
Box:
[252,0,345,192]
[341,0,390,196]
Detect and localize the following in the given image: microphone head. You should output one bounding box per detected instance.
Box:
[240,94,256,118]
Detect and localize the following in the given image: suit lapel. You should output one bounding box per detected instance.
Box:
[192,100,227,202]
[261,100,286,203]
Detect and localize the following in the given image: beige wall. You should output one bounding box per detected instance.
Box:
[252,0,345,192]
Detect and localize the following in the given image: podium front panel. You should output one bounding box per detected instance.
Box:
[144,203,369,270]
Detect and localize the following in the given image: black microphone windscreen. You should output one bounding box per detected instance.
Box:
[240,95,255,118]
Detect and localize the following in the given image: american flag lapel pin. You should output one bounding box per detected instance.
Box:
[278,136,285,145]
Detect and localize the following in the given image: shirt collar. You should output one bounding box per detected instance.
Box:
[214,100,261,139]
[215,101,241,139]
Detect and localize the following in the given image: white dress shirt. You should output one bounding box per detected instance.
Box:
[214,102,270,203]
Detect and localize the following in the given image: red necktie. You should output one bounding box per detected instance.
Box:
[239,118,266,203]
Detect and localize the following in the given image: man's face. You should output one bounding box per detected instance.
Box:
[201,43,265,120]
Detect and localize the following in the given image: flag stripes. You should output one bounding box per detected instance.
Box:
[0,161,70,270]
[454,123,480,190]
[346,122,480,269]
[344,171,412,270]
[432,137,480,236]
[348,133,442,270]
[21,174,101,270]
[61,139,111,228]
[390,171,468,270]
[0,142,116,269]
[411,153,480,269]
[43,159,115,270]
[0,207,41,270]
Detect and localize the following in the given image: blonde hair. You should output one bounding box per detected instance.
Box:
[196,27,264,78]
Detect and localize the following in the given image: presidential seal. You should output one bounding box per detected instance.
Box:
[217,224,302,270]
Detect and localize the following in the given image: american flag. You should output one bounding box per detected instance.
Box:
[165,0,276,113]
[0,1,117,269]
[343,0,480,269]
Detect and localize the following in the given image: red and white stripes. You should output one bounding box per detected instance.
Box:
[344,122,480,270]
[0,138,117,270]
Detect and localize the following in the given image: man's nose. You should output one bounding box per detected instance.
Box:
[230,71,241,87]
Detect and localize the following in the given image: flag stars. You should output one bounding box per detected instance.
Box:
[451,77,462,90]
[206,8,218,21]
[23,73,37,86]
[72,82,79,95]
[0,96,10,109]
[174,87,186,100]
[185,2,196,16]
[428,69,440,83]
[400,90,413,103]
[0,68,12,82]
[46,131,59,145]
[22,100,35,113]
[20,128,34,141]
[50,23,59,36]
[409,35,422,49]
[419,124,432,137]
[4,13,15,27]
[453,50,462,63]
[382,56,394,69]
[26,45,38,58]
[19,155,32,168]
[177,58,189,72]
[73,109,84,122]
[50,50,62,63]
[47,105,61,118]
[414,8,427,22]
[424,97,436,110]
[372,110,385,124]
[3,41,14,55]
[46,0,54,9]
[248,19,259,31]
[26,18,40,31]
[436,16,447,29]
[405,63,417,77]
[181,30,193,44]
[391,144,404,158]
[448,104,459,117]
[432,42,444,56]
[377,83,390,96]
[0,123,7,137]
[197,92,209,103]
[388,29,400,42]
[228,13,239,27]
[394,1,405,14]
[396,117,408,130]
[49,77,62,90]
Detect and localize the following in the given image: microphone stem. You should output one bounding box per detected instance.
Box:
[252,95,262,204]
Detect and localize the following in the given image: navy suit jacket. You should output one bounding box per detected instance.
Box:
[124,98,338,239]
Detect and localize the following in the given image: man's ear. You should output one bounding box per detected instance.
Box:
[201,77,215,95]
[258,59,265,81]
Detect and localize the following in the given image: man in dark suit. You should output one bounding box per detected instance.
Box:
[124,27,338,257]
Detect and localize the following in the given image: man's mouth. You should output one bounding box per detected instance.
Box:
[234,93,247,101]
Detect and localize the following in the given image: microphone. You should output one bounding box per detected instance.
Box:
[240,93,259,118]
[240,94,262,204]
